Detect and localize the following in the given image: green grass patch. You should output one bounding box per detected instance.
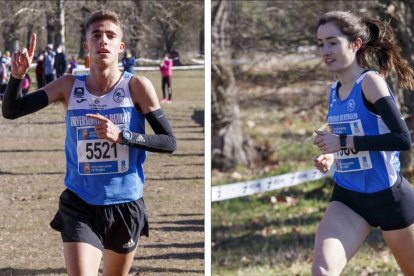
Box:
[212,177,401,274]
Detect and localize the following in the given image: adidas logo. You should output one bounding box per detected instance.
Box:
[122,238,136,248]
[136,135,145,143]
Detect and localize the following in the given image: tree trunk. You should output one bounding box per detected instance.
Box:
[211,0,259,171]
[46,11,56,47]
[78,6,92,59]
[378,0,414,174]
[2,21,19,52]
[199,26,204,55]
[56,0,65,47]
[26,24,33,49]
[130,0,144,57]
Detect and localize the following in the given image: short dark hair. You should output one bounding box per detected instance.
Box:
[84,10,123,36]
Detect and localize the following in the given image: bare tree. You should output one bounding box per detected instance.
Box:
[376,0,414,174]
[126,0,144,57]
[56,0,65,47]
[139,1,203,57]
[0,0,202,61]
[0,2,44,52]
[212,0,259,171]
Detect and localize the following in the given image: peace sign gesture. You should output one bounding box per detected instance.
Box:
[11,33,37,79]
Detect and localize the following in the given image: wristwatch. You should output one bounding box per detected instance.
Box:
[120,129,133,145]
[339,133,347,150]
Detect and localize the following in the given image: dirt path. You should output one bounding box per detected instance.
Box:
[0,70,204,275]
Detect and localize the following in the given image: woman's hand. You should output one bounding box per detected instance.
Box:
[313,130,340,154]
[314,154,335,174]
[11,33,36,79]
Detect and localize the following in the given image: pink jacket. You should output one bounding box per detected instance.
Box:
[160,59,173,77]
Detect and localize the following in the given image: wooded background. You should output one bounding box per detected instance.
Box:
[212,0,414,173]
[0,0,204,61]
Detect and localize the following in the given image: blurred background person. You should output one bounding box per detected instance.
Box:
[54,45,67,78]
[35,54,45,89]
[21,73,31,96]
[84,52,90,68]
[159,52,173,103]
[44,44,56,84]
[0,56,8,97]
[122,49,136,74]
[68,55,78,74]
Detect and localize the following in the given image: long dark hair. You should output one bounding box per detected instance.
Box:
[318,11,414,90]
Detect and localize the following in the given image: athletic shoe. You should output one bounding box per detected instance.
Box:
[161,98,168,103]
[166,100,172,104]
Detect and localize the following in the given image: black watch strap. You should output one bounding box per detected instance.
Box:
[120,129,133,145]
[340,133,347,150]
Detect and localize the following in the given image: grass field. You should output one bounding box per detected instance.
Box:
[0,69,205,275]
[212,52,410,275]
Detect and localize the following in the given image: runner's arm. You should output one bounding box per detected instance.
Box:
[121,108,176,153]
[1,33,50,119]
[2,73,72,119]
[351,73,412,151]
[2,75,49,119]
[126,75,176,153]
[353,96,411,151]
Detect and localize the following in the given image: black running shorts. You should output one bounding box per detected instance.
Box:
[50,189,149,253]
[330,175,414,231]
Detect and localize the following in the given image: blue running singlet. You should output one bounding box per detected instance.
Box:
[64,72,146,205]
[327,71,400,193]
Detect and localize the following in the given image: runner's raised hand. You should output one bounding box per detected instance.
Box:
[11,33,36,79]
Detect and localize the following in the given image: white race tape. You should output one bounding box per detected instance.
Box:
[73,64,204,75]
[212,169,329,202]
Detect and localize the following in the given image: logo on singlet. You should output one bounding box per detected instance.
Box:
[74,87,85,98]
[347,99,356,112]
[113,88,125,103]
[84,163,91,174]
[330,98,336,109]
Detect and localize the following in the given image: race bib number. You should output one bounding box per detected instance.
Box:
[330,120,373,172]
[76,126,129,175]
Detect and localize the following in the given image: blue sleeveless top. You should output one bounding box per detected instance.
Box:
[327,71,400,193]
[64,72,146,205]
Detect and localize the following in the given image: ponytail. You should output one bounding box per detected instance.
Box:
[318,11,414,90]
[358,18,414,90]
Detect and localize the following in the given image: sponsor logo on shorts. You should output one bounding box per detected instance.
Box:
[122,238,136,249]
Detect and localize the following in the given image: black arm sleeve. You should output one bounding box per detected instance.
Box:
[353,96,412,151]
[2,75,49,119]
[126,108,176,153]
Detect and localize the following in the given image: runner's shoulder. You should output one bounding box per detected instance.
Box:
[129,75,156,95]
[43,75,77,102]
[130,75,153,88]
[47,75,76,91]
[129,75,159,112]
